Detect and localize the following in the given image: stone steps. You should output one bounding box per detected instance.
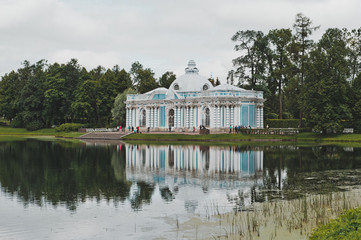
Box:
[77,132,130,140]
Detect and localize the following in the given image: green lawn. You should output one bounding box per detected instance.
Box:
[0,126,83,138]
[123,132,361,143]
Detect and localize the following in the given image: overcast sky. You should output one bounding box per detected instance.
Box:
[1,0,360,82]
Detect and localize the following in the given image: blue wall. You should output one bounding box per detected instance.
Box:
[159,106,165,127]
[241,105,256,127]
[249,105,255,127]
[152,94,166,100]
[242,105,248,126]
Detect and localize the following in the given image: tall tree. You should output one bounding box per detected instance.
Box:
[268,28,293,119]
[346,28,361,81]
[231,30,269,88]
[303,28,351,133]
[0,71,22,122]
[293,13,320,126]
[136,68,158,94]
[17,60,48,130]
[112,65,133,93]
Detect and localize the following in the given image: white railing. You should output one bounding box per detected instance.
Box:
[84,128,118,132]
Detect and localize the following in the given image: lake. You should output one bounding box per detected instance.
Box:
[0,139,361,239]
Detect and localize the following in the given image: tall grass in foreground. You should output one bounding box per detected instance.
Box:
[208,189,361,239]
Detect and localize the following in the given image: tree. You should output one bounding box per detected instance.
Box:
[231,30,269,88]
[346,28,361,81]
[268,28,293,119]
[136,68,159,94]
[43,73,66,126]
[112,65,133,93]
[293,13,320,126]
[303,28,351,133]
[130,61,143,87]
[0,71,22,122]
[17,60,48,130]
[112,88,137,126]
[159,71,176,89]
[71,79,98,125]
[350,74,361,132]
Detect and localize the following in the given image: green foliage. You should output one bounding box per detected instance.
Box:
[112,88,136,126]
[303,28,352,133]
[159,71,176,89]
[266,113,279,119]
[55,123,84,132]
[282,112,294,119]
[25,120,44,131]
[265,119,299,128]
[309,207,361,240]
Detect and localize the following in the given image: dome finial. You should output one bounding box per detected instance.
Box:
[185,60,199,74]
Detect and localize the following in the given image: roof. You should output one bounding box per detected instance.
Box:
[169,60,213,92]
[211,84,247,91]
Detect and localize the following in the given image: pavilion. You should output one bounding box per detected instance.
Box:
[125,60,265,132]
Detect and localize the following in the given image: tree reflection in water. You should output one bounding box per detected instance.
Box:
[1,140,361,213]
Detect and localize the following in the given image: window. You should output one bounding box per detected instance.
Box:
[203,84,209,91]
[205,108,210,127]
[140,109,146,127]
[174,84,179,90]
[168,109,174,127]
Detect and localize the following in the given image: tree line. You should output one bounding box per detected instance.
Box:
[0,59,177,130]
[0,13,360,132]
[229,13,361,133]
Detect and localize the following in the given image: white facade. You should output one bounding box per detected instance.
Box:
[125,60,265,132]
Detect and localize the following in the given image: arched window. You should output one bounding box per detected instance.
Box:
[168,109,174,127]
[140,109,146,127]
[205,108,210,127]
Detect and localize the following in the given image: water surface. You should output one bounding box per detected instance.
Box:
[0,139,361,239]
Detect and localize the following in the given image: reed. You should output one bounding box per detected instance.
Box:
[207,189,361,239]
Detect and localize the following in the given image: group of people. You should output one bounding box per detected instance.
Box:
[229,125,252,134]
[126,126,140,133]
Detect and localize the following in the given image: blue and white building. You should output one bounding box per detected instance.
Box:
[125,60,265,132]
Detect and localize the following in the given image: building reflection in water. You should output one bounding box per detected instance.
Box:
[125,144,263,190]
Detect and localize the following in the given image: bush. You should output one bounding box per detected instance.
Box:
[56,123,84,132]
[266,113,278,119]
[309,207,361,240]
[265,119,299,128]
[10,116,24,128]
[282,112,294,119]
[25,120,44,131]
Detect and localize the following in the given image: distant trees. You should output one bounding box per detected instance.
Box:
[159,71,176,89]
[0,59,167,129]
[230,13,361,132]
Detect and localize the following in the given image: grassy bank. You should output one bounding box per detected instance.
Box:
[0,126,83,138]
[122,132,361,143]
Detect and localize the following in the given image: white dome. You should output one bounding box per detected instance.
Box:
[169,60,213,92]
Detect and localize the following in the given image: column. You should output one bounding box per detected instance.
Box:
[217,105,220,128]
[230,106,234,126]
[126,108,129,128]
[155,107,159,128]
[256,107,260,128]
[152,107,155,128]
[225,105,229,127]
[130,108,133,127]
[191,107,194,128]
[260,107,264,128]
